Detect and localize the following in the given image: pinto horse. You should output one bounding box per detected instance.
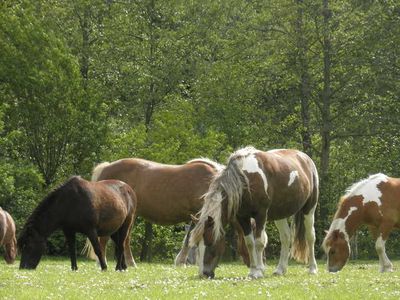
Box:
[0,207,17,264]
[18,176,136,271]
[190,147,319,279]
[83,157,224,266]
[323,173,400,273]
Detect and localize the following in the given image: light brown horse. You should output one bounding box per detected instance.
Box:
[83,157,224,265]
[0,207,17,264]
[190,147,319,279]
[323,173,400,273]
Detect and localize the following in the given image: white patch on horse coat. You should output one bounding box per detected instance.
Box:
[345,173,389,206]
[242,154,268,195]
[328,206,358,242]
[288,171,299,186]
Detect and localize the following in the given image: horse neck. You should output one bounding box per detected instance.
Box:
[31,201,60,238]
[335,199,364,239]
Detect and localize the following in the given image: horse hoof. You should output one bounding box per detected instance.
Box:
[309,267,318,275]
[248,269,264,279]
[273,270,285,276]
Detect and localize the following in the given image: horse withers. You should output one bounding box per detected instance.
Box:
[0,207,17,264]
[18,176,136,271]
[323,173,400,273]
[190,147,319,279]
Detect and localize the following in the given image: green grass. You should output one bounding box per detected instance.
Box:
[1,258,400,299]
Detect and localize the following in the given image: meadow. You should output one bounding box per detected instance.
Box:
[1,258,400,299]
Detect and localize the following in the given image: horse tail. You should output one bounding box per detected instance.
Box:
[290,210,309,264]
[291,157,319,264]
[81,239,98,260]
[91,162,110,181]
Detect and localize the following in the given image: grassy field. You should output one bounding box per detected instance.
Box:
[1,258,400,299]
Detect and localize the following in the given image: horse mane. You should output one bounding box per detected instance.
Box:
[190,146,258,245]
[344,173,388,198]
[18,176,81,245]
[186,158,225,173]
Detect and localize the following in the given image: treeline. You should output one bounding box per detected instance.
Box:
[0,0,399,261]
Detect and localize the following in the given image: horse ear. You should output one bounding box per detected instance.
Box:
[190,214,199,224]
[324,230,329,235]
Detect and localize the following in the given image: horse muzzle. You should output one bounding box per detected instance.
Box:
[201,270,215,279]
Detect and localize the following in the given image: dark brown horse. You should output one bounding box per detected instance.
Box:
[323,173,400,273]
[190,147,319,279]
[0,207,17,264]
[83,157,224,266]
[18,176,136,271]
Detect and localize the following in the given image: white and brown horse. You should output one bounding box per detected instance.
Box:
[0,207,17,264]
[190,147,319,279]
[323,173,400,273]
[84,157,224,266]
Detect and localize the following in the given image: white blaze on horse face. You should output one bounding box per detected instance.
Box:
[328,206,358,242]
[288,170,299,187]
[345,173,389,206]
[242,154,268,195]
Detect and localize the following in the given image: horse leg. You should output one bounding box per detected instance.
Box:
[375,222,394,273]
[254,217,267,276]
[175,223,195,266]
[124,234,136,268]
[304,205,318,274]
[239,217,264,279]
[87,230,107,270]
[64,230,78,271]
[273,219,290,275]
[4,236,17,264]
[111,230,125,271]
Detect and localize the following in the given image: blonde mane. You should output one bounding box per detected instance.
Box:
[190,146,259,246]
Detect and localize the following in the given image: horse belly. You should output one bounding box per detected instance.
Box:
[267,195,308,221]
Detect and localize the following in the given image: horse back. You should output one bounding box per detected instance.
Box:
[258,150,317,220]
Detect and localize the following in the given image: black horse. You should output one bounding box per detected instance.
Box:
[18,176,136,271]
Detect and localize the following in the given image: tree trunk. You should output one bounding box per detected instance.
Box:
[295,0,313,157]
[140,0,157,261]
[319,0,333,231]
[140,221,153,261]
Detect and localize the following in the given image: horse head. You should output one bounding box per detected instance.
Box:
[190,215,225,279]
[323,229,350,272]
[18,227,46,269]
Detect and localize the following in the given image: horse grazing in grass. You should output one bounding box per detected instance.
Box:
[83,157,224,266]
[0,207,17,264]
[323,173,400,273]
[190,147,319,279]
[18,176,136,271]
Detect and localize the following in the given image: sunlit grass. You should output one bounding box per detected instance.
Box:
[1,258,400,299]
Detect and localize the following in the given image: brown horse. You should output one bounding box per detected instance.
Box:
[83,157,224,265]
[190,147,319,279]
[18,176,136,271]
[323,173,400,273]
[0,207,17,264]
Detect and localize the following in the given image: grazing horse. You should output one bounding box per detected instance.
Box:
[83,157,224,266]
[323,173,400,273]
[18,176,136,271]
[190,147,319,279]
[0,207,17,264]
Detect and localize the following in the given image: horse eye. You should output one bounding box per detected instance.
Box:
[330,249,335,255]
